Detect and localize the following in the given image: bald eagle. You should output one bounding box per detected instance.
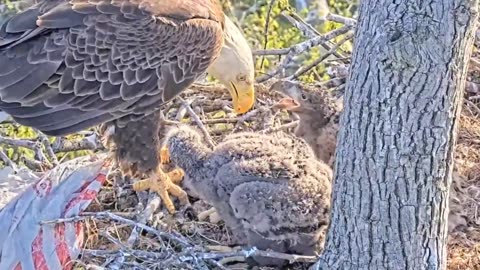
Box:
[0,0,256,213]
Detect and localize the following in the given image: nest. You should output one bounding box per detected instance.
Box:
[75,83,311,270]
[63,81,480,270]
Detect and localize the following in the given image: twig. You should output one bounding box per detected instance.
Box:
[291,32,354,79]
[127,194,161,246]
[52,137,100,153]
[283,11,322,38]
[263,121,299,133]
[105,192,164,268]
[231,107,270,132]
[36,131,59,166]
[83,245,317,266]
[202,118,241,124]
[256,26,352,83]
[253,48,290,56]
[464,98,480,115]
[281,11,347,59]
[0,147,17,172]
[41,211,193,248]
[192,247,318,263]
[175,98,193,121]
[20,157,41,171]
[83,248,169,261]
[177,97,216,148]
[33,142,52,168]
[326,13,357,27]
[470,58,480,71]
[259,0,278,69]
[207,259,231,270]
[314,77,347,90]
[0,135,37,149]
[0,134,53,169]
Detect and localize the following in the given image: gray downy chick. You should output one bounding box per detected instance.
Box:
[164,124,332,266]
[270,80,342,167]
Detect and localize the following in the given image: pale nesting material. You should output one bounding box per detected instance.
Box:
[0,167,39,209]
[0,154,109,270]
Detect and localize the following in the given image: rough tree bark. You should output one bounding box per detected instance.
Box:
[312,1,478,270]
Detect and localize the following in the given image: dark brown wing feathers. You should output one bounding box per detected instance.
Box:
[0,0,224,136]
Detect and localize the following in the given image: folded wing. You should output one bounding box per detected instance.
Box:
[0,0,224,135]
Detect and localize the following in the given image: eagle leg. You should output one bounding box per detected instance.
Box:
[198,207,222,223]
[132,167,189,214]
[160,146,170,164]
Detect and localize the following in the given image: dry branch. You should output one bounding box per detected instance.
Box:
[177,97,216,148]
[43,211,193,247]
[291,31,354,79]
[326,13,357,27]
[0,135,37,149]
[36,132,59,166]
[256,25,353,82]
[0,148,17,172]
[52,136,100,153]
[281,11,348,59]
[43,210,316,268]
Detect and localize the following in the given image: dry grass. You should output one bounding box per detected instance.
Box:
[448,244,480,270]
[72,83,480,269]
[448,108,480,270]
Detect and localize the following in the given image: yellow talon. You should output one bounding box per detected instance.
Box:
[132,168,189,214]
[168,168,185,184]
[160,146,170,164]
[132,178,151,191]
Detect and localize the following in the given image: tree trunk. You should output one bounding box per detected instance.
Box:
[313,1,478,270]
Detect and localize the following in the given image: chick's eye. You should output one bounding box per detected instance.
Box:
[237,74,247,81]
[301,93,308,100]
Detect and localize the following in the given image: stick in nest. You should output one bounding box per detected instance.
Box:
[43,211,319,267]
[42,211,193,247]
[256,25,353,83]
[177,96,216,148]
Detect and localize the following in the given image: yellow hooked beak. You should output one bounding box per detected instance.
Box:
[229,82,255,114]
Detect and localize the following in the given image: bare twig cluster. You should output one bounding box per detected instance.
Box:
[43,211,317,269]
[0,122,103,172]
[254,11,355,83]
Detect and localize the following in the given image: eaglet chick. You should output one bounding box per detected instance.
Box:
[269,80,472,237]
[164,124,332,266]
[270,80,342,167]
